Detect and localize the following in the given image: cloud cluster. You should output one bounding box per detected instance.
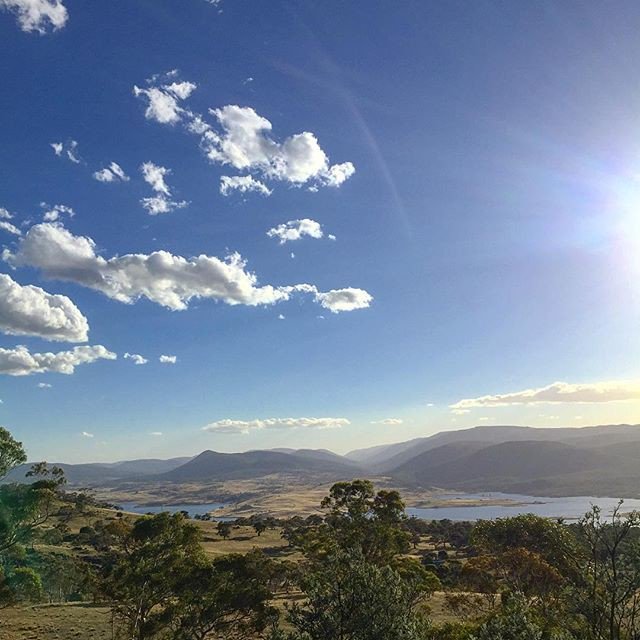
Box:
[0,208,21,236]
[370,418,403,425]
[93,162,129,183]
[202,416,350,434]
[0,273,89,342]
[51,140,80,163]
[220,175,272,197]
[159,354,177,364]
[202,105,355,190]
[0,344,116,376]
[42,203,74,222]
[4,223,372,313]
[133,75,197,125]
[450,380,640,410]
[133,73,355,194]
[140,162,188,215]
[124,352,148,365]
[315,288,372,313]
[0,0,67,34]
[267,219,325,244]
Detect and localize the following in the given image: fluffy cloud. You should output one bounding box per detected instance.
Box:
[0,0,67,34]
[202,416,350,435]
[315,288,372,313]
[202,105,355,188]
[93,162,129,183]
[140,162,187,215]
[50,140,80,163]
[450,380,640,410]
[159,354,177,364]
[267,219,325,244]
[4,223,372,313]
[0,208,21,236]
[37,382,51,388]
[81,431,94,438]
[141,162,171,195]
[133,76,197,125]
[0,273,89,342]
[149,431,163,436]
[0,344,116,376]
[42,203,74,222]
[220,175,272,197]
[124,352,148,365]
[134,74,355,193]
[370,418,404,425]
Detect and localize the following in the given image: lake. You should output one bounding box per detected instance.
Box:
[118,501,229,518]
[407,492,640,521]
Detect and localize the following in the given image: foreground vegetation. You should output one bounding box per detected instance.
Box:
[3,427,640,639]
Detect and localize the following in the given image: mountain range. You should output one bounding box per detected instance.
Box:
[5,424,640,498]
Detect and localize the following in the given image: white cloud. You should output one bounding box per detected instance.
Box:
[203,105,355,188]
[315,288,372,313]
[140,162,187,215]
[81,431,94,438]
[267,219,324,244]
[133,76,197,125]
[0,0,68,34]
[0,221,21,236]
[202,416,350,435]
[0,344,116,376]
[4,223,373,313]
[277,314,285,320]
[93,162,129,183]
[141,162,171,195]
[140,196,188,216]
[220,175,272,197]
[41,203,74,222]
[133,74,355,193]
[370,418,403,425]
[50,139,80,163]
[124,352,148,365]
[149,431,163,436]
[37,382,52,388]
[159,354,177,364]
[450,380,640,410]
[0,273,89,342]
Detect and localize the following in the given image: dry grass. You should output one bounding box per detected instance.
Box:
[1,603,112,640]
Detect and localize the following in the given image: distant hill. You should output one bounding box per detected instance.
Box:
[388,430,640,497]
[348,424,640,472]
[3,457,192,486]
[160,449,358,482]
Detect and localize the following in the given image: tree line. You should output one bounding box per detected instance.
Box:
[2,425,640,639]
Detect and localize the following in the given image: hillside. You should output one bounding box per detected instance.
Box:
[160,449,359,482]
[3,457,192,486]
[390,438,640,496]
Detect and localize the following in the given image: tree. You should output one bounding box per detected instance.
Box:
[577,503,640,640]
[8,567,44,603]
[169,551,276,639]
[99,512,205,640]
[217,521,232,540]
[284,548,432,640]
[0,427,26,479]
[317,480,411,564]
[253,520,267,537]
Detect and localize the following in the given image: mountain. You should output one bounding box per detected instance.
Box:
[348,424,640,472]
[3,457,192,486]
[160,449,358,482]
[389,433,640,497]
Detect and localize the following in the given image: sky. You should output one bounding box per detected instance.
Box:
[1,0,640,463]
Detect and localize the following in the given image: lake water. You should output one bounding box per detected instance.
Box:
[118,501,228,518]
[407,492,640,521]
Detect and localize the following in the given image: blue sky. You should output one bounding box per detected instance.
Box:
[1,0,640,463]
